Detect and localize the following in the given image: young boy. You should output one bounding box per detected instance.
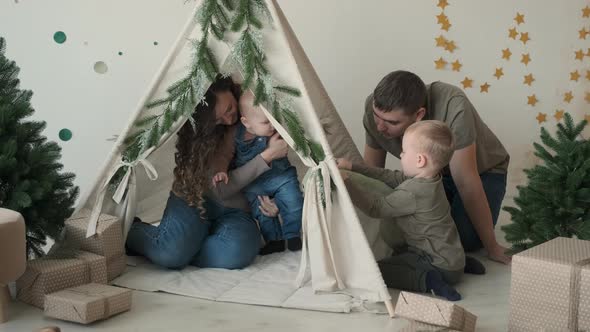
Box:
[337,120,479,301]
[212,91,303,255]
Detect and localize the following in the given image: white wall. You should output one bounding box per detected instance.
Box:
[1,0,588,202]
[277,0,589,199]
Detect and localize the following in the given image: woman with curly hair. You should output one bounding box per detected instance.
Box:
[125,75,288,269]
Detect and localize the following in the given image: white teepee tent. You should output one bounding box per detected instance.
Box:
[78,0,396,315]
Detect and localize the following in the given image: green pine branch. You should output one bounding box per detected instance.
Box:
[0,37,79,258]
[502,112,590,253]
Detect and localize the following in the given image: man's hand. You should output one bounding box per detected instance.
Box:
[212,172,229,187]
[336,158,352,170]
[488,243,512,264]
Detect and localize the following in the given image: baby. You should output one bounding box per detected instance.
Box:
[213,91,303,255]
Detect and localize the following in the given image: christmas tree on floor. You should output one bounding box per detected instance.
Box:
[0,37,79,258]
[502,112,590,253]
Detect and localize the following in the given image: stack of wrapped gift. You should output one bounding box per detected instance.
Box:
[44,283,132,324]
[64,209,126,281]
[508,237,590,331]
[394,291,477,332]
[16,250,107,308]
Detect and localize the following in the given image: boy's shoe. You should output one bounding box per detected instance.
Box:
[259,240,285,255]
[287,237,302,251]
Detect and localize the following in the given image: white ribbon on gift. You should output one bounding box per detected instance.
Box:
[86,148,158,238]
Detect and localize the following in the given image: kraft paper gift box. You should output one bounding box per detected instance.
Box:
[65,209,126,281]
[44,283,132,324]
[508,237,590,331]
[394,291,477,332]
[17,258,88,308]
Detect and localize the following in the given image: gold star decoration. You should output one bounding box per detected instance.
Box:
[527,94,538,106]
[580,27,589,40]
[520,32,530,45]
[514,12,525,25]
[583,6,590,18]
[435,57,447,70]
[437,0,449,10]
[480,82,490,93]
[502,48,512,60]
[575,49,585,61]
[586,92,590,104]
[564,91,574,103]
[536,112,547,124]
[521,53,532,66]
[554,109,565,121]
[586,114,590,123]
[451,60,462,72]
[441,20,452,31]
[523,74,535,86]
[444,40,457,53]
[437,13,448,24]
[494,68,504,80]
[571,70,581,82]
[461,77,473,89]
[435,35,447,47]
[586,70,590,81]
[508,27,518,39]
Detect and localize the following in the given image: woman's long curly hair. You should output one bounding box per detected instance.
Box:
[172,75,241,211]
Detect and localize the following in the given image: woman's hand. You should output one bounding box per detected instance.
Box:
[258,195,279,217]
[336,158,352,170]
[261,133,288,164]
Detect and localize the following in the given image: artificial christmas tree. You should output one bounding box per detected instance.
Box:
[0,37,79,258]
[502,112,590,252]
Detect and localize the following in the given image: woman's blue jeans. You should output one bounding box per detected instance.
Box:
[126,192,261,270]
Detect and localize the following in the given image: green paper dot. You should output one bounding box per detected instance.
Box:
[153,41,158,46]
[118,51,123,56]
[94,61,108,74]
[59,129,72,141]
[53,31,67,44]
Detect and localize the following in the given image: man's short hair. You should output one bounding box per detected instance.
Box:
[373,70,427,114]
[405,120,455,168]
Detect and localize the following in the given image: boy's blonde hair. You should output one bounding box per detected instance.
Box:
[405,120,455,169]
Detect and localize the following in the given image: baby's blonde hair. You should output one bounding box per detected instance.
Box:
[405,120,455,169]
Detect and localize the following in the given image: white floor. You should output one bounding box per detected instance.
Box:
[1,215,514,332]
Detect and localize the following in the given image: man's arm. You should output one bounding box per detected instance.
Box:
[449,143,510,264]
[364,144,386,168]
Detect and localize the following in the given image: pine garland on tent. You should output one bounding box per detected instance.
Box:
[0,37,79,258]
[118,0,324,186]
[502,112,590,253]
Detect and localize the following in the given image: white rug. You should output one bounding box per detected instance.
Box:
[112,251,387,314]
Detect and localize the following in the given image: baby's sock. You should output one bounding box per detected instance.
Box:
[464,256,486,275]
[259,240,285,255]
[287,237,302,251]
[425,270,462,301]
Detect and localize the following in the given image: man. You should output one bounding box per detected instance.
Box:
[362,70,510,264]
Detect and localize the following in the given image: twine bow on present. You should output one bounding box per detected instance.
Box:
[86,148,158,238]
[568,257,590,332]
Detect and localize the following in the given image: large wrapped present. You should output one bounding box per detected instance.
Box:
[44,283,132,324]
[65,209,126,280]
[394,292,477,332]
[17,258,89,308]
[509,237,590,331]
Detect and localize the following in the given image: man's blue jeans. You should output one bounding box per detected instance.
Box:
[442,172,507,252]
[126,192,260,270]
